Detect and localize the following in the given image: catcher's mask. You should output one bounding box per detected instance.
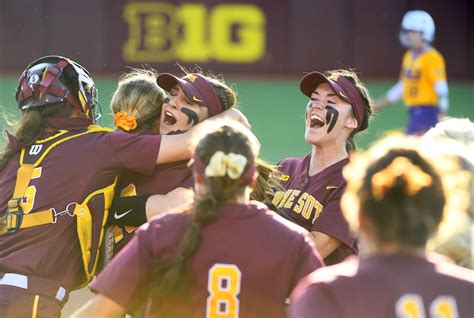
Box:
[16,55,101,123]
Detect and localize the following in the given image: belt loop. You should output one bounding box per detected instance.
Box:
[55,286,66,302]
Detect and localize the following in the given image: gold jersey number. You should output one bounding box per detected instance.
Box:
[206,264,242,318]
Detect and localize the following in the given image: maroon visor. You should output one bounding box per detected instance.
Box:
[300,71,366,131]
[157,73,222,117]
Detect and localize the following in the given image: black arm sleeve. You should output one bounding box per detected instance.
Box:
[107,194,151,226]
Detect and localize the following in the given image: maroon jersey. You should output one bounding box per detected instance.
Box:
[0,130,161,290]
[274,154,356,265]
[112,159,193,252]
[91,202,323,317]
[290,253,474,318]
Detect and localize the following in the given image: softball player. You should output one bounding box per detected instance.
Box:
[73,125,323,318]
[108,68,243,254]
[108,69,280,254]
[0,56,246,317]
[374,10,449,135]
[289,134,474,318]
[273,69,373,265]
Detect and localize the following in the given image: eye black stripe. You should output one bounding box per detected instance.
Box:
[181,107,199,126]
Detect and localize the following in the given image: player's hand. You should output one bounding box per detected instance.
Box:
[373,98,388,112]
[215,108,251,129]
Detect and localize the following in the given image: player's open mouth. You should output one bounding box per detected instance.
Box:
[163,111,177,126]
[309,114,325,128]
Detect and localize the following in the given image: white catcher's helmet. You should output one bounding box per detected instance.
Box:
[399,10,435,48]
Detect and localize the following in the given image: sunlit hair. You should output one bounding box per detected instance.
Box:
[251,158,284,207]
[152,124,259,297]
[325,69,373,153]
[110,67,165,134]
[341,133,467,248]
[422,120,474,268]
[0,103,76,171]
[423,117,474,146]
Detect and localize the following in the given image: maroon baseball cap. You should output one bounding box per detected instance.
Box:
[156,73,222,116]
[300,71,366,131]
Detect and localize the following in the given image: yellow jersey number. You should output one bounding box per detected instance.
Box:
[206,264,242,318]
[20,167,42,213]
[396,294,460,318]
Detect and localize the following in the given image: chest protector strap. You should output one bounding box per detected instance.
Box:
[0,125,115,285]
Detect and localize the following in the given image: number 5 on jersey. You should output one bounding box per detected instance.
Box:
[206,264,242,318]
[20,167,42,213]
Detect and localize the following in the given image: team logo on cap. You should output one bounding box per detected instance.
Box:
[186,74,197,82]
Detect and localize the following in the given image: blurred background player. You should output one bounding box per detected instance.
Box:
[73,124,323,318]
[272,69,373,265]
[289,134,474,318]
[374,10,449,135]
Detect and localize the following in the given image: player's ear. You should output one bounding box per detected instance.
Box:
[345,115,358,129]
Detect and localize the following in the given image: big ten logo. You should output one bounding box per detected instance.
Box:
[123,2,266,63]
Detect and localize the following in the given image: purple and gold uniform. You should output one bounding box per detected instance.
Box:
[0,128,161,316]
[400,48,447,134]
[91,202,323,318]
[112,159,193,253]
[273,155,356,265]
[290,253,474,318]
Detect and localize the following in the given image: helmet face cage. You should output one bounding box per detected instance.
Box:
[70,60,102,123]
[16,55,102,124]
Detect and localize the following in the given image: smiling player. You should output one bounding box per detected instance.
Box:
[272,70,373,265]
[108,70,239,255]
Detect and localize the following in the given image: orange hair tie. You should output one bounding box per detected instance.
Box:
[371,157,432,200]
[114,111,137,132]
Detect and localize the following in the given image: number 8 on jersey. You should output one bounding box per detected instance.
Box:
[206,264,242,318]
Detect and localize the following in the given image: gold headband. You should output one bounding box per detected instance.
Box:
[371,157,433,200]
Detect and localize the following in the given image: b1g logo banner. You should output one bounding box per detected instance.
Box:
[122,2,266,63]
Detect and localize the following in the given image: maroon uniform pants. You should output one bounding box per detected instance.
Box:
[0,286,61,318]
[0,273,67,318]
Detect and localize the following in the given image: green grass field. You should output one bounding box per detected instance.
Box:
[1,76,472,163]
